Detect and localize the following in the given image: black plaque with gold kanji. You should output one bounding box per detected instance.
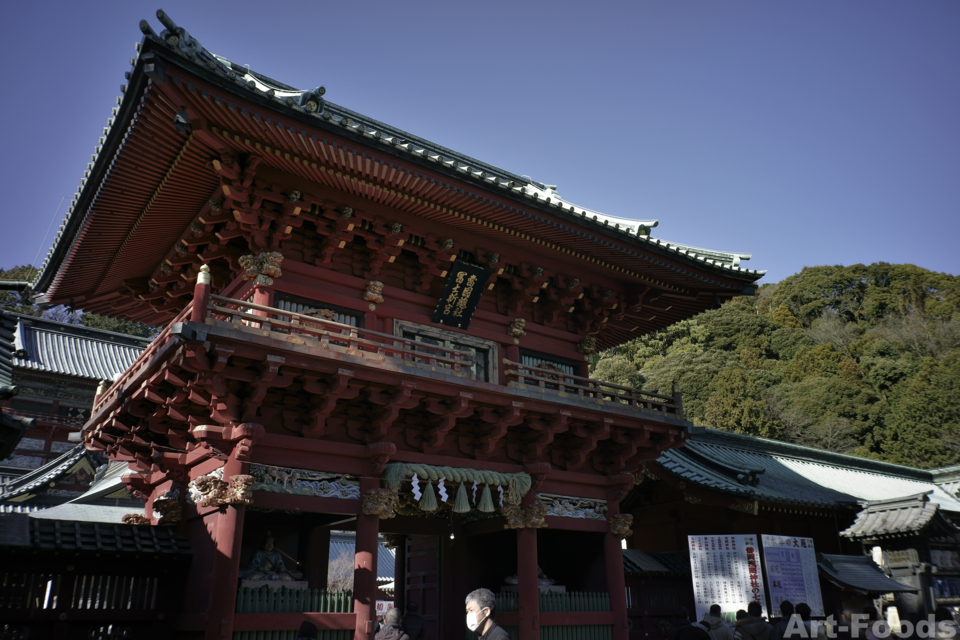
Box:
[430,261,493,330]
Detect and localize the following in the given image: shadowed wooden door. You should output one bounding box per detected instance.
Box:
[405,535,440,640]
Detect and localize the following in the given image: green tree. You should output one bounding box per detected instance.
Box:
[81,314,156,339]
[879,350,960,468]
[704,367,780,437]
[0,265,42,316]
[588,262,959,465]
[591,355,645,389]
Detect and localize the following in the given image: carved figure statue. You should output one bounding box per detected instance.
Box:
[576,336,597,356]
[364,281,385,304]
[227,475,255,506]
[122,513,150,525]
[504,565,556,586]
[192,473,229,508]
[502,503,525,529]
[608,514,634,538]
[507,318,526,338]
[239,251,284,286]
[238,532,303,581]
[153,496,182,523]
[301,308,336,332]
[502,503,548,530]
[304,308,336,321]
[361,488,399,519]
[524,503,549,529]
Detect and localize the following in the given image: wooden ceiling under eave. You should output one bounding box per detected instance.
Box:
[45,82,221,312]
[156,63,757,295]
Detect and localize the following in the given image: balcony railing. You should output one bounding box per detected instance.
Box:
[504,360,682,419]
[90,284,682,422]
[206,294,475,372]
[92,304,193,414]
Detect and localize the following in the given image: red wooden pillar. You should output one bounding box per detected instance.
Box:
[300,519,331,590]
[605,490,629,640]
[355,477,381,640]
[517,493,539,640]
[204,456,247,640]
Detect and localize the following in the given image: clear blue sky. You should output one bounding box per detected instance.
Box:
[2,1,958,285]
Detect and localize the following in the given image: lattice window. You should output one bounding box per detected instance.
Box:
[394,320,496,383]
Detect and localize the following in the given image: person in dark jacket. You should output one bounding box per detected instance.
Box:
[736,602,774,640]
[296,621,318,640]
[733,610,749,640]
[466,587,509,640]
[376,608,410,640]
[771,601,794,640]
[403,601,426,640]
[666,607,709,640]
[705,604,734,640]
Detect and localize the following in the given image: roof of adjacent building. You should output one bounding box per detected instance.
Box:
[655,428,960,512]
[0,513,191,556]
[27,503,134,523]
[817,553,917,594]
[69,459,134,503]
[840,492,960,540]
[33,9,764,316]
[0,444,99,504]
[330,531,395,583]
[623,549,690,575]
[12,313,150,381]
[0,310,16,390]
[0,310,33,460]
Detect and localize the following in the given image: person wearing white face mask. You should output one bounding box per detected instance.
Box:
[465,588,508,640]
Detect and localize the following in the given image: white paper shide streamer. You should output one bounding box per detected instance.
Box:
[438,477,448,502]
[411,472,422,500]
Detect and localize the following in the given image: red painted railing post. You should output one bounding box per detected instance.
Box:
[354,477,381,640]
[517,492,540,640]
[191,264,211,323]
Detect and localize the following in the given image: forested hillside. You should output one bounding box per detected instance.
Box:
[591,263,960,469]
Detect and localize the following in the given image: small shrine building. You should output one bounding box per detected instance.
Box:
[32,11,764,640]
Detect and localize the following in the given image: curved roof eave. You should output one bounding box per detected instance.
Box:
[33,9,765,295]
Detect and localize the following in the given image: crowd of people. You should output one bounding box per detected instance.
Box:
[664,601,960,640]
[286,591,960,640]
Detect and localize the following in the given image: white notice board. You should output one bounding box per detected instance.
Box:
[761,535,824,617]
[688,534,768,623]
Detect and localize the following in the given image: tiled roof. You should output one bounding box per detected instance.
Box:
[28,503,133,523]
[817,553,916,594]
[70,460,134,503]
[840,492,960,540]
[655,429,960,512]
[0,513,191,555]
[329,531,395,582]
[0,310,16,390]
[623,549,690,575]
[12,314,149,381]
[0,444,98,503]
[33,10,763,296]
[0,310,33,460]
